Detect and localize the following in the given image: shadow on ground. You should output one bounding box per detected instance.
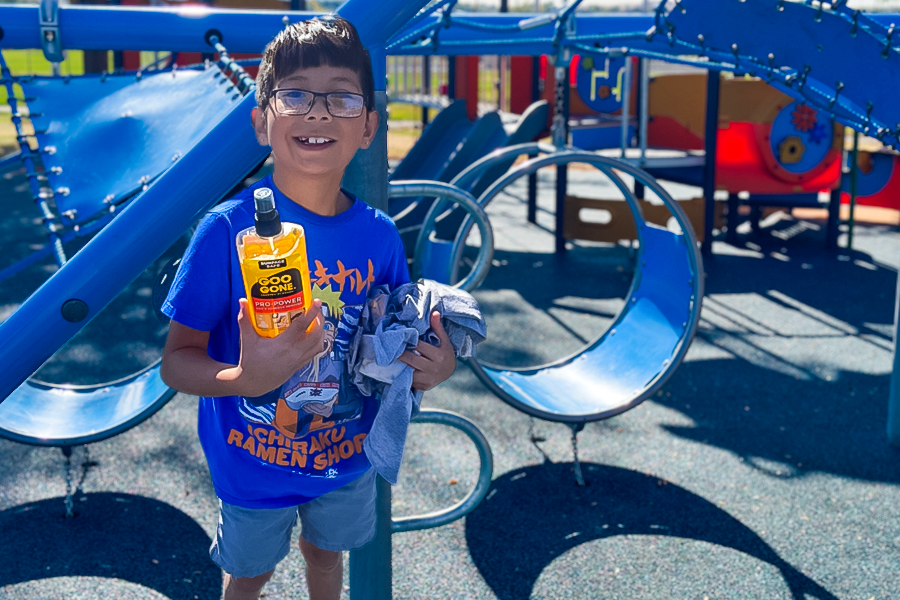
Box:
[660,229,900,483]
[0,492,220,600]
[470,217,900,484]
[659,361,900,484]
[465,462,838,600]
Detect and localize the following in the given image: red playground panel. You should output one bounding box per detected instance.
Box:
[841,151,900,210]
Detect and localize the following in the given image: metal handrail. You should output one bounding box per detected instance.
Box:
[392,409,494,533]
[448,141,558,193]
[388,180,494,292]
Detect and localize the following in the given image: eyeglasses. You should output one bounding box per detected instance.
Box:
[271,88,366,118]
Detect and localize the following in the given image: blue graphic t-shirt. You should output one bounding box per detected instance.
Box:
[162,175,410,509]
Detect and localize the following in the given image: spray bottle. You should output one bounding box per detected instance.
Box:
[236,187,312,338]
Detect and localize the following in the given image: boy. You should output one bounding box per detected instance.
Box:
[160,17,456,600]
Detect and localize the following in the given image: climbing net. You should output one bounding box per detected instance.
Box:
[0,39,256,282]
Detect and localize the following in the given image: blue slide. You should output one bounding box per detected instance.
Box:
[390,99,549,258]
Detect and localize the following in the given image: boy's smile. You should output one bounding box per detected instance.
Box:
[252,65,379,214]
[297,137,335,147]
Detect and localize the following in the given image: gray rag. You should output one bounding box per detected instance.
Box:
[347,279,487,484]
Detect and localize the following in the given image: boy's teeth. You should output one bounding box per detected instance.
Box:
[301,137,332,144]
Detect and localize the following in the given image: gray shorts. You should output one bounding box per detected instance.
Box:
[210,469,377,578]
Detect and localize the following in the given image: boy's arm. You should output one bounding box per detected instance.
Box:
[161,298,325,398]
[398,311,457,392]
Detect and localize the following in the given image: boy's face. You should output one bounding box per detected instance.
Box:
[253,65,378,182]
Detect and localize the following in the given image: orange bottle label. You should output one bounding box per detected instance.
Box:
[250,261,307,314]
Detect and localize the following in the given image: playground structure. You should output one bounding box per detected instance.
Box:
[0,0,900,598]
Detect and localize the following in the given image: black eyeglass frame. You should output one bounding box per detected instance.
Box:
[270,88,366,118]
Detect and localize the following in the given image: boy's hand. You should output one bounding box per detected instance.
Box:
[234,298,325,397]
[398,311,457,392]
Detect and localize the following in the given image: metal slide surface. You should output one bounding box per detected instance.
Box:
[460,151,703,424]
[389,99,475,221]
[469,223,696,423]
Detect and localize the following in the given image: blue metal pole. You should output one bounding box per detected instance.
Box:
[348,475,393,600]
[553,62,570,254]
[890,272,900,447]
[527,55,540,223]
[0,5,320,53]
[340,44,389,212]
[336,0,433,48]
[339,34,393,599]
[0,6,661,56]
[701,70,721,256]
[336,4,435,593]
[847,130,860,251]
[0,93,268,403]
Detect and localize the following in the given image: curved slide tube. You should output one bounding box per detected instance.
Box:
[453,147,704,424]
[0,363,175,447]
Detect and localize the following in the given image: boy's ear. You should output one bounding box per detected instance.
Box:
[359,108,380,150]
[251,107,269,146]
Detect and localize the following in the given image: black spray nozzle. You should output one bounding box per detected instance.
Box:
[253,187,282,237]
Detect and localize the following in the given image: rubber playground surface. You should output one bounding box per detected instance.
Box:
[1,162,899,599]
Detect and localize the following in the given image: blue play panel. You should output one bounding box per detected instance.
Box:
[23,67,243,231]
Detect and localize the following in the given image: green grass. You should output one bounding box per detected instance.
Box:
[0,49,85,107]
[3,48,85,77]
[388,102,440,122]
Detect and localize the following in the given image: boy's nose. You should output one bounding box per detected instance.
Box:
[305,96,332,120]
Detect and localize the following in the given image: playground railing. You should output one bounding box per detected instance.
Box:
[388,180,494,291]
[349,408,494,600]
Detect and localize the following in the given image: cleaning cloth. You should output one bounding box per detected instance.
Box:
[347,279,486,484]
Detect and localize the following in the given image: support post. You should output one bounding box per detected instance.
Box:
[555,162,569,253]
[826,188,841,249]
[447,56,456,99]
[701,70,721,256]
[529,56,541,222]
[528,161,538,224]
[511,55,541,222]
[349,476,393,600]
[890,271,900,447]
[509,56,533,115]
[422,56,430,127]
[553,62,570,254]
[454,56,479,121]
[342,90,389,212]
[346,46,393,596]
[847,130,860,251]
[726,193,739,245]
[620,57,632,158]
[635,56,649,199]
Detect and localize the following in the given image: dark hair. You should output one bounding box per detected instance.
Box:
[255,16,375,113]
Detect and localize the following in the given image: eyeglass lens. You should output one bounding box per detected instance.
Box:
[274,90,364,117]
